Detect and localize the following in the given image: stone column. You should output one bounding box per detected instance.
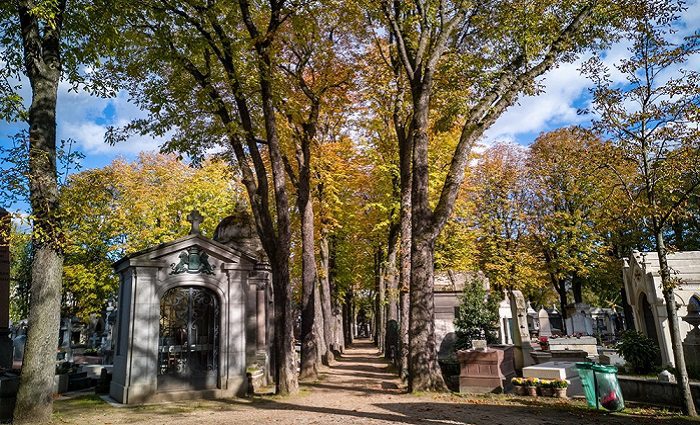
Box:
[0,208,12,368]
[508,290,534,370]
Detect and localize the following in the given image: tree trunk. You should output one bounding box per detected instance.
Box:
[375,248,386,352]
[408,235,446,392]
[343,289,353,347]
[655,230,697,416]
[298,176,319,380]
[557,282,568,335]
[385,224,399,360]
[407,88,447,392]
[14,3,65,421]
[313,278,326,365]
[572,272,583,304]
[318,234,335,362]
[398,106,412,381]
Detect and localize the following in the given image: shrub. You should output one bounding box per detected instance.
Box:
[453,276,499,351]
[615,330,660,374]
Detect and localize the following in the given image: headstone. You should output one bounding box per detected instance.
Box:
[498,296,513,344]
[538,308,552,337]
[0,208,11,368]
[508,290,535,370]
[682,295,700,379]
[565,303,593,335]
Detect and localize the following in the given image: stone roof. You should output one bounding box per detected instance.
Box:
[433,270,489,292]
[630,250,700,284]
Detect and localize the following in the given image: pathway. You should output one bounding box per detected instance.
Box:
[54,340,690,424]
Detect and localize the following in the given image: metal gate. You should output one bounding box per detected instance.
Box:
[158,286,219,391]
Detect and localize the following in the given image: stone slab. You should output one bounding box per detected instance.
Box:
[81,364,113,380]
[522,361,583,396]
[548,337,597,356]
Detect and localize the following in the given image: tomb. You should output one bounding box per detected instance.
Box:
[622,250,700,367]
[456,344,515,393]
[110,210,272,403]
[0,208,11,369]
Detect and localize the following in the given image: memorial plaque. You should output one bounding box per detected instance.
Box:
[472,339,487,351]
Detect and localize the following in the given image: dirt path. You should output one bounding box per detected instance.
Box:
[53,340,691,424]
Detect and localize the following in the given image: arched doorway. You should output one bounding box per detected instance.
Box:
[158,286,219,391]
[639,292,662,365]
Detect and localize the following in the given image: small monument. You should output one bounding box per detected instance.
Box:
[457,343,515,394]
[538,308,552,337]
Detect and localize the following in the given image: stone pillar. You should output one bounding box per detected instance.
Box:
[508,290,534,370]
[0,208,12,368]
[247,262,272,384]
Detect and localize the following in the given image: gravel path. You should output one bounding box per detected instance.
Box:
[53,340,691,424]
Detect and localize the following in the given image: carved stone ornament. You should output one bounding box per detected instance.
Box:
[170,246,215,275]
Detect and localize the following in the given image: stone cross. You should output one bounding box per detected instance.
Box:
[187,209,203,235]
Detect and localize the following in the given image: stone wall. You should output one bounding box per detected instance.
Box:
[618,376,700,408]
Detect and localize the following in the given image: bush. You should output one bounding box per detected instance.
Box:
[615,330,660,374]
[453,276,499,351]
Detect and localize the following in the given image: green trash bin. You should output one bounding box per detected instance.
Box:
[576,362,596,408]
[576,363,625,412]
[592,364,624,412]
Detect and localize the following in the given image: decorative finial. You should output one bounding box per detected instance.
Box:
[187,209,203,235]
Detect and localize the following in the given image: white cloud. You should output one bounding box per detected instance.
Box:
[55,89,165,156]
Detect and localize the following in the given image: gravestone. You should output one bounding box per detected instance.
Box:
[508,290,534,370]
[0,208,11,369]
[110,210,271,403]
[538,308,552,337]
[565,303,593,335]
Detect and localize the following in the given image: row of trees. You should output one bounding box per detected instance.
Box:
[1,0,698,421]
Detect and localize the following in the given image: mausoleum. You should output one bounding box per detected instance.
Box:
[623,250,700,367]
[110,210,272,403]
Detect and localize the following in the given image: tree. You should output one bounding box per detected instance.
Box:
[525,128,618,324]
[453,276,499,351]
[0,1,114,421]
[583,0,700,415]
[60,154,241,320]
[378,0,620,391]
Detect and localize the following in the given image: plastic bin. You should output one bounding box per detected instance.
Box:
[575,362,596,407]
[576,362,625,411]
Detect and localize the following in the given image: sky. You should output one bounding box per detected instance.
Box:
[1,3,699,214]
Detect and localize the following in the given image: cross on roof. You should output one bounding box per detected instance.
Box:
[187,209,203,235]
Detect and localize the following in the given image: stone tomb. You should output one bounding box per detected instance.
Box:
[522,361,583,396]
[457,345,515,393]
[110,211,271,404]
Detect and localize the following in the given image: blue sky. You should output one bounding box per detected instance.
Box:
[1,3,699,215]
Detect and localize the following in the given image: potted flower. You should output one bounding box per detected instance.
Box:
[525,377,540,396]
[539,379,554,397]
[511,377,526,396]
[551,379,568,398]
[538,336,550,351]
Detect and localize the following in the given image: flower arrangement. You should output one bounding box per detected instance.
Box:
[551,379,568,388]
[524,377,540,387]
[539,379,554,397]
[511,377,525,386]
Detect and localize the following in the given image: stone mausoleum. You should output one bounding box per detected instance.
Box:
[623,250,700,368]
[110,209,272,403]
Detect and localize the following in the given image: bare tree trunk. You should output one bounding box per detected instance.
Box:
[398,134,411,382]
[14,2,65,422]
[313,278,326,365]
[655,230,697,416]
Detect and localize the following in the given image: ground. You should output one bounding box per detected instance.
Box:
[52,341,694,424]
